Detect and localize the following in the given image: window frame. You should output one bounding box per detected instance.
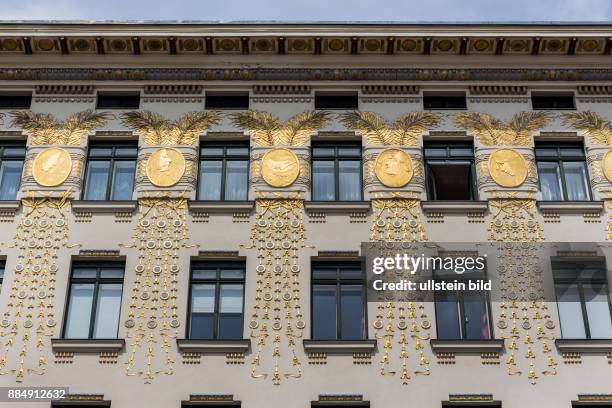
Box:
[204,92,250,110]
[62,261,125,340]
[535,142,591,201]
[314,92,359,110]
[197,142,250,201]
[95,91,140,110]
[0,259,5,292]
[187,260,246,340]
[82,141,138,201]
[310,260,368,340]
[311,142,363,201]
[0,93,32,109]
[0,141,26,201]
[423,141,478,200]
[531,93,576,110]
[423,92,467,111]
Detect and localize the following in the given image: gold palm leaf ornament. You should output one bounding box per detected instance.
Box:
[561,111,612,145]
[454,111,552,146]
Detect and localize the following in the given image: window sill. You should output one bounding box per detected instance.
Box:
[304,201,371,213]
[303,339,376,353]
[176,339,251,353]
[71,200,137,213]
[188,201,255,214]
[555,339,612,353]
[0,200,20,210]
[52,399,111,407]
[421,200,488,213]
[537,201,604,214]
[430,339,504,353]
[50,338,125,353]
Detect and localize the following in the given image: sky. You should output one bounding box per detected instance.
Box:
[1,0,611,22]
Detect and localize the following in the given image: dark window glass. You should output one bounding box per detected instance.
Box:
[63,263,124,339]
[311,261,366,340]
[205,93,249,110]
[83,143,137,200]
[536,143,590,201]
[312,143,362,201]
[553,259,612,339]
[424,142,476,200]
[0,260,4,293]
[198,143,249,200]
[0,94,32,109]
[423,93,467,110]
[96,92,140,109]
[189,261,245,340]
[0,143,25,200]
[532,94,575,110]
[314,92,358,110]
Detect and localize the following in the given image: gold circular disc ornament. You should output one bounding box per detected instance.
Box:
[374,148,413,188]
[602,150,612,183]
[261,148,300,187]
[488,149,528,188]
[146,148,186,187]
[32,147,72,187]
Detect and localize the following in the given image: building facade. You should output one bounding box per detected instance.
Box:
[0,21,611,408]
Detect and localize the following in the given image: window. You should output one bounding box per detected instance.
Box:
[553,258,612,339]
[198,143,249,200]
[205,92,249,110]
[311,261,366,340]
[535,142,590,201]
[424,141,477,200]
[0,93,32,109]
[312,142,362,201]
[0,143,25,200]
[532,93,575,110]
[434,260,491,340]
[83,142,137,201]
[96,92,140,109]
[314,92,359,110]
[63,263,124,339]
[0,260,4,292]
[423,92,467,110]
[188,261,245,340]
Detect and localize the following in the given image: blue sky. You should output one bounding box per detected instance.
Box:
[2,0,611,22]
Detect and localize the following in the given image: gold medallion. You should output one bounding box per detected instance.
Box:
[32,147,72,187]
[602,150,612,183]
[374,148,413,188]
[146,148,186,187]
[488,149,528,188]
[261,148,300,188]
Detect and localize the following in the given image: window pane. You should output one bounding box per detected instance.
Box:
[556,283,587,338]
[226,147,249,156]
[64,283,95,338]
[338,147,361,156]
[560,147,585,158]
[3,147,25,157]
[340,285,365,340]
[449,147,473,157]
[463,292,490,340]
[92,283,122,338]
[72,268,97,279]
[424,147,447,157]
[100,268,124,279]
[535,148,558,158]
[198,161,222,200]
[220,269,244,279]
[340,268,363,280]
[201,147,224,156]
[312,161,335,201]
[312,268,337,280]
[312,285,337,340]
[537,162,563,201]
[225,160,248,200]
[83,161,111,200]
[189,284,215,339]
[563,162,589,201]
[338,160,361,201]
[218,315,243,339]
[192,268,217,280]
[110,161,135,200]
[435,291,461,339]
[0,161,23,200]
[190,315,214,339]
[312,147,334,156]
[583,283,612,339]
[88,147,113,157]
[114,147,138,157]
[219,284,243,313]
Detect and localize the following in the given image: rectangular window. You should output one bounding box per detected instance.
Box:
[198,143,249,200]
[0,93,32,109]
[188,261,245,340]
[63,263,124,339]
[434,261,491,340]
[0,142,25,200]
[312,142,362,201]
[205,92,249,110]
[423,92,467,110]
[312,261,366,340]
[424,141,477,200]
[314,92,359,110]
[532,93,575,110]
[96,92,140,109]
[536,142,590,201]
[0,260,4,293]
[83,142,137,201]
[553,258,612,339]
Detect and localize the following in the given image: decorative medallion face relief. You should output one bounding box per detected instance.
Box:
[488,149,528,188]
[374,148,413,188]
[260,148,300,187]
[145,147,186,187]
[31,147,73,187]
